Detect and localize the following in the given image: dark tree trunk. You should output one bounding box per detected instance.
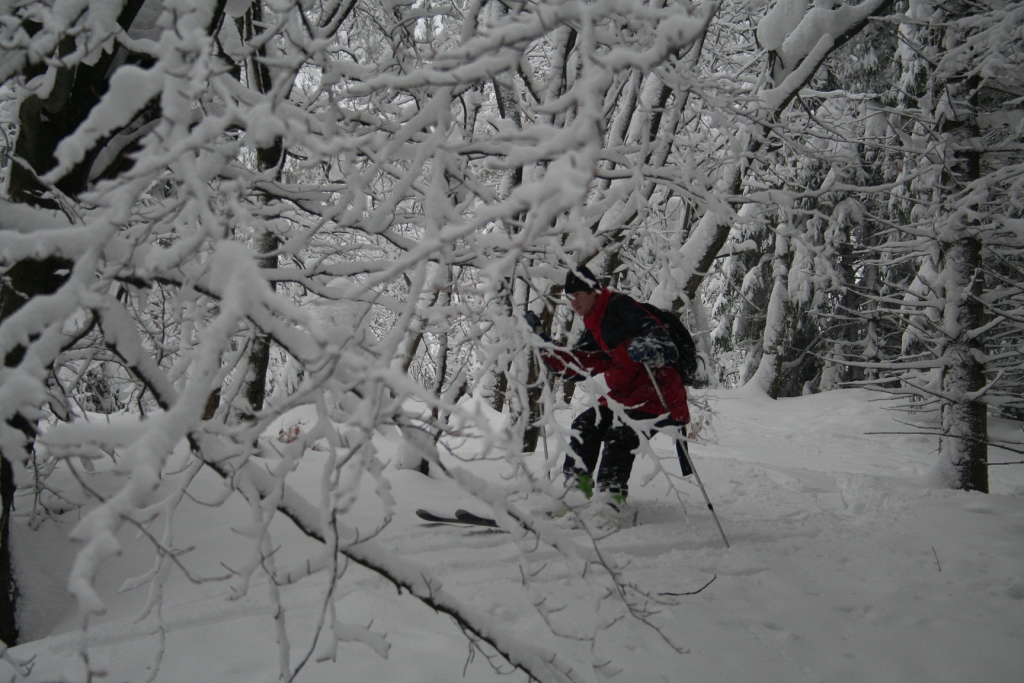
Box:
[0,256,72,645]
[233,1,282,419]
[0,458,18,646]
[241,231,279,415]
[937,67,987,493]
[0,0,153,644]
[523,353,542,453]
[938,235,987,492]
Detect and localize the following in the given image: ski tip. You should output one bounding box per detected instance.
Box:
[415,509,451,523]
[454,509,499,527]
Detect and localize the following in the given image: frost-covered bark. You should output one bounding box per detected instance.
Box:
[936,234,987,491]
[0,458,15,646]
[750,228,790,397]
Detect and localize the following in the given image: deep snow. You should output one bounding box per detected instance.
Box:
[8,387,1024,683]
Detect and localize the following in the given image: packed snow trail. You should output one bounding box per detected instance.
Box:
[8,388,1024,683]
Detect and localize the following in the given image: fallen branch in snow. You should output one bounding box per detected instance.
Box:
[659,575,717,597]
[863,432,1024,457]
[69,331,596,683]
[199,439,593,683]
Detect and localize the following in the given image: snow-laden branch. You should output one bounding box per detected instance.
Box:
[193,436,593,683]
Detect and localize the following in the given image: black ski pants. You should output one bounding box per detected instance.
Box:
[563,405,661,496]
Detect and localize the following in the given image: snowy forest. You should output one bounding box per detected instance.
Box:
[0,0,1022,678]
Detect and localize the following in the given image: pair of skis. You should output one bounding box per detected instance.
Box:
[417,427,729,547]
[417,505,634,532]
[416,508,501,529]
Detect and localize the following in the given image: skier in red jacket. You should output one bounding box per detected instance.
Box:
[528,266,690,505]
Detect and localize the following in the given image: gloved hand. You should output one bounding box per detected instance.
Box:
[627,337,668,366]
[523,310,550,342]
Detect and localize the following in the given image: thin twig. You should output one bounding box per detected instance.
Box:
[659,575,716,596]
[863,431,1024,456]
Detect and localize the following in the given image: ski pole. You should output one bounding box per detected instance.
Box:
[644,365,730,548]
[530,346,553,480]
[674,435,730,548]
[541,421,551,480]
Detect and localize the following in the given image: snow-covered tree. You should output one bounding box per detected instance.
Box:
[658,0,1022,495]
[0,0,721,678]
[849,0,1024,492]
[0,0,1017,676]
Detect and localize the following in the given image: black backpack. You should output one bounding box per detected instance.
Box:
[640,303,700,386]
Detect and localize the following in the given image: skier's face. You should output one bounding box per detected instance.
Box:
[568,289,598,317]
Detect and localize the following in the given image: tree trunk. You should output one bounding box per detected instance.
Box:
[937,236,988,492]
[0,264,72,650]
[936,51,987,491]
[0,458,18,646]
[0,0,154,644]
[233,2,283,419]
[523,352,542,453]
[240,230,278,415]
[750,228,789,398]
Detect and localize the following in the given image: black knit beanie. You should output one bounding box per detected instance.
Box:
[564,266,598,294]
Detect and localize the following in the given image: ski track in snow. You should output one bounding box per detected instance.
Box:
[9,388,1024,683]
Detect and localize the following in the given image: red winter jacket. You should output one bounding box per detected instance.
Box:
[542,289,690,423]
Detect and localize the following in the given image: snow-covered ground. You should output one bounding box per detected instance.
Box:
[9,388,1024,683]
